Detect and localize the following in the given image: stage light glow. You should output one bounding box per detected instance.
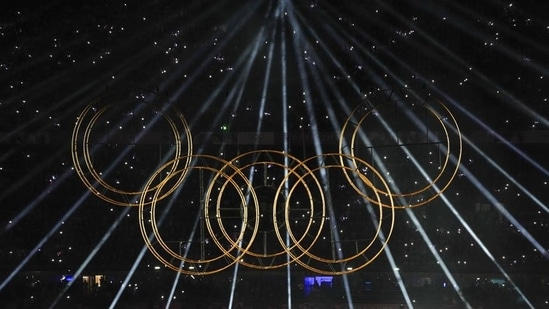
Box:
[436,189,536,308]
[0,191,91,292]
[48,206,132,308]
[109,245,150,309]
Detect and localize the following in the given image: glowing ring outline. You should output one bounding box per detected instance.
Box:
[339,89,462,208]
[276,153,394,275]
[209,150,325,269]
[139,155,257,275]
[71,90,193,206]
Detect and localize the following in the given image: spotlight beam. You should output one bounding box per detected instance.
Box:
[284,1,324,157]
[314,4,549,219]
[110,167,201,307]
[340,111,468,303]
[402,89,547,216]
[316,2,549,219]
[160,1,265,113]
[188,24,269,133]
[0,0,222,145]
[297,22,470,304]
[346,117,468,306]
[166,195,204,308]
[227,244,242,309]
[253,18,277,140]
[230,4,283,306]
[457,159,549,259]
[302,43,413,308]
[351,20,549,180]
[0,190,91,292]
[287,4,413,306]
[48,206,132,308]
[109,245,150,309]
[337,143,408,306]
[217,7,276,141]
[0,36,214,229]
[373,0,549,128]
[307,18,543,302]
[279,2,293,306]
[195,1,277,153]
[403,206,473,308]
[303,62,382,303]
[1,154,71,233]
[284,2,356,306]
[436,188,536,308]
[412,0,549,78]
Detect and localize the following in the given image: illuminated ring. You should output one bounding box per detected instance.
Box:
[339,88,462,208]
[82,93,192,205]
[208,150,325,269]
[71,89,192,206]
[139,154,257,275]
[277,153,394,275]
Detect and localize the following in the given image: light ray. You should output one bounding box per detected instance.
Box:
[373,0,549,128]
[403,206,473,308]
[296,23,469,303]
[436,188,536,308]
[2,1,547,307]
[284,2,355,307]
[185,19,269,135]
[288,4,414,307]
[457,160,549,259]
[229,9,279,308]
[435,89,549,208]
[1,151,69,233]
[339,7,549,179]
[253,20,277,139]
[307,3,548,280]
[0,190,91,292]
[227,247,242,309]
[48,206,132,308]
[109,167,198,308]
[279,2,293,306]
[161,1,265,112]
[0,0,220,147]
[165,196,204,309]
[413,1,549,78]
[109,245,150,309]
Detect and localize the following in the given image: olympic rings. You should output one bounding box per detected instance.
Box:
[72,88,460,275]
